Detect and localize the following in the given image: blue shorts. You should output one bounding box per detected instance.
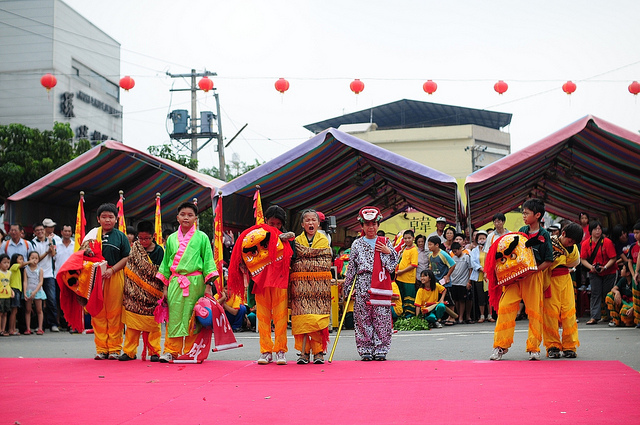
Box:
[26,289,47,300]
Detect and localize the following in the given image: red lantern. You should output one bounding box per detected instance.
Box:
[562,80,577,95]
[494,80,508,95]
[628,81,640,96]
[119,76,135,92]
[350,79,365,95]
[40,73,57,92]
[274,78,290,94]
[198,76,214,92]
[423,80,437,95]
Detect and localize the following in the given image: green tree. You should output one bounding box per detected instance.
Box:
[147,144,198,170]
[0,122,91,204]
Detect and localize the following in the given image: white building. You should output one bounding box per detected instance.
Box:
[0,0,122,143]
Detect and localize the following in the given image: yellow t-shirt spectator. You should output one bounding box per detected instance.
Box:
[396,245,418,283]
[414,283,445,313]
[391,281,403,317]
[0,270,11,299]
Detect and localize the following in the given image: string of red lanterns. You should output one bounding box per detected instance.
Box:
[37,73,640,99]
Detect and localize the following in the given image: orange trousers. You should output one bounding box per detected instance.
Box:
[294,331,325,355]
[122,327,162,358]
[543,274,579,352]
[92,271,124,355]
[164,333,199,356]
[255,287,288,354]
[493,271,545,352]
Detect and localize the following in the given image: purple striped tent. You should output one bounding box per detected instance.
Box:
[465,115,640,228]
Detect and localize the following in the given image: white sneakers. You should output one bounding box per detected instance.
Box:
[258,351,287,365]
[490,347,542,361]
[159,352,174,363]
[489,347,508,360]
[275,351,287,365]
[257,352,272,365]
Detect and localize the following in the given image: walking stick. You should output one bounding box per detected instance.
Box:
[328,275,357,363]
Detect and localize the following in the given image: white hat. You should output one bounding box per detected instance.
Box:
[42,218,56,227]
[476,230,488,236]
[549,223,561,231]
[436,217,447,223]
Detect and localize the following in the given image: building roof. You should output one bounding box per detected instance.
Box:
[465,115,640,228]
[304,99,512,134]
[220,128,463,230]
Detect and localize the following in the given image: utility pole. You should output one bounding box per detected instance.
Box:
[166,69,227,181]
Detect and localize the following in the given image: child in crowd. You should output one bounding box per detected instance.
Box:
[8,254,30,335]
[215,286,248,332]
[427,236,456,325]
[543,222,583,358]
[606,263,635,327]
[470,231,493,323]
[449,242,474,324]
[86,203,131,360]
[157,202,218,363]
[0,254,14,335]
[414,269,446,328]
[23,251,45,335]
[490,198,553,361]
[396,229,418,318]
[391,277,403,323]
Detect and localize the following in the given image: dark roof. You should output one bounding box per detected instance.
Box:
[304,99,512,133]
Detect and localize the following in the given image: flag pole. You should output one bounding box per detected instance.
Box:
[328,275,357,363]
[154,193,162,246]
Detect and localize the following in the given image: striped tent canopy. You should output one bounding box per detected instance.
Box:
[220,128,461,230]
[465,115,640,229]
[5,141,224,230]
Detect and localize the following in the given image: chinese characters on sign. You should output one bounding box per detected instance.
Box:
[61,91,120,142]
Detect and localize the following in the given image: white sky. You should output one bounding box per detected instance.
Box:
[64,0,640,172]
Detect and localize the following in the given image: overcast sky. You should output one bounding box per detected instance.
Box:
[63,0,640,172]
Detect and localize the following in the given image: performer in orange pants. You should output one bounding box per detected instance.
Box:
[86,203,130,360]
[255,287,288,358]
[227,205,294,366]
[488,199,554,361]
[542,222,583,358]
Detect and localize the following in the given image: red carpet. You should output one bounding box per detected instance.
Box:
[2,359,638,424]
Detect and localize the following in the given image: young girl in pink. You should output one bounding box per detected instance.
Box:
[23,251,46,335]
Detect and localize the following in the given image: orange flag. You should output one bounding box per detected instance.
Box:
[74,192,86,251]
[213,194,224,295]
[117,191,127,235]
[154,193,162,246]
[193,198,199,230]
[253,187,264,225]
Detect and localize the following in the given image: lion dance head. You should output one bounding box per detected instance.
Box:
[485,232,538,311]
[227,224,293,299]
